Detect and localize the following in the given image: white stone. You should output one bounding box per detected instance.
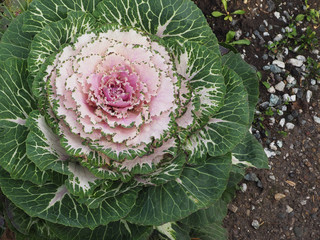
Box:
[275,81,285,91]
[264,148,276,158]
[241,183,247,192]
[288,58,303,67]
[286,123,295,130]
[273,33,283,42]
[290,95,296,102]
[274,12,281,19]
[311,79,316,85]
[263,32,270,37]
[286,75,295,84]
[283,93,290,102]
[269,141,277,151]
[300,200,307,206]
[296,55,306,62]
[279,118,286,127]
[272,60,285,68]
[277,110,284,116]
[286,205,293,213]
[314,116,320,124]
[277,140,283,148]
[306,90,312,103]
[282,105,287,111]
[267,86,276,93]
[269,117,275,125]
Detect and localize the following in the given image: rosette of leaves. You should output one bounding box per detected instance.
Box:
[0,0,268,239]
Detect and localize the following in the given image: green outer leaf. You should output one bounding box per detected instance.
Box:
[0,125,50,185]
[23,0,101,34]
[0,168,139,229]
[184,66,249,163]
[125,154,231,225]
[180,199,227,227]
[27,11,97,79]
[4,200,57,239]
[48,220,153,240]
[0,58,35,126]
[232,131,269,169]
[156,222,190,240]
[190,223,227,240]
[0,13,33,61]
[0,58,48,185]
[222,51,259,123]
[94,0,218,50]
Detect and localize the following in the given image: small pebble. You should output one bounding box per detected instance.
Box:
[241,183,247,192]
[313,116,320,124]
[275,81,285,91]
[306,90,312,103]
[288,58,303,67]
[269,94,280,106]
[269,174,276,181]
[269,141,277,151]
[286,75,295,84]
[275,193,286,200]
[279,118,286,127]
[270,64,282,73]
[286,123,295,130]
[311,79,316,85]
[272,60,285,68]
[264,148,276,158]
[282,105,287,111]
[290,95,296,102]
[274,11,280,19]
[296,55,306,62]
[273,33,283,42]
[294,226,303,238]
[251,220,260,230]
[228,204,238,213]
[268,86,276,93]
[286,205,293,213]
[263,32,270,37]
[262,54,268,60]
[300,200,307,206]
[283,93,290,102]
[276,140,283,148]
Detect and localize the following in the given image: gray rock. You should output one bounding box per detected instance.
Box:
[260,101,270,109]
[235,29,242,40]
[311,79,316,85]
[267,0,275,12]
[269,94,280,106]
[288,58,303,67]
[297,89,303,99]
[275,74,283,81]
[275,81,285,91]
[262,54,269,60]
[269,141,277,151]
[270,64,282,73]
[252,220,260,230]
[294,226,303,238]
[244,172,259,182]
[241,183,247,192]
[259,25,266,32]
[283,93,290,102]
[263,65,271,71]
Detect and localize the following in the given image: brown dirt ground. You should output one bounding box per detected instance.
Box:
[194,0,320,239]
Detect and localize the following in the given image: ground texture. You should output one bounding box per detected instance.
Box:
[193,0,320,239]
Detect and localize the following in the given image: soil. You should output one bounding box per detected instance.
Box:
[193,0,320,239]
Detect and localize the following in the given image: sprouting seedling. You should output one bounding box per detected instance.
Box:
[225,30,250,46]
[212,0,245,21]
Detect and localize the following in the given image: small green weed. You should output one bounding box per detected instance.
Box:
[212,0,245,21]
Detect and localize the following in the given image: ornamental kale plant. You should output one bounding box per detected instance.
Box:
[0,0,268,239]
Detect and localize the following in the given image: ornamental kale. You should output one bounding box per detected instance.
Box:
[0,0,268,239]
